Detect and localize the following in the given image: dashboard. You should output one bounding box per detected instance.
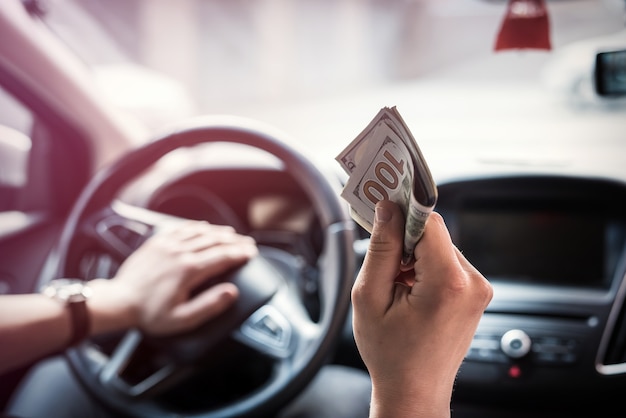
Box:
[127,154,626,413]
[437,176,626,412]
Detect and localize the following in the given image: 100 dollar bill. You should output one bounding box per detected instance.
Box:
[336,107,437,264]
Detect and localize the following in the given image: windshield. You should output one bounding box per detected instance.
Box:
[42,0,625,110]
[39,0,626,179]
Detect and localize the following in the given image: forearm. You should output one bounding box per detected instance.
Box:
[0,294,72,374]
[0,280,138,375]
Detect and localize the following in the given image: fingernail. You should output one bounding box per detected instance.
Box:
[375,203,391,222]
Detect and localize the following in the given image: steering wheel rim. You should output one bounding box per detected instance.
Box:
[49,116,356,418]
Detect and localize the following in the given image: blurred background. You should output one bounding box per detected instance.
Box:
[42,0,625,121]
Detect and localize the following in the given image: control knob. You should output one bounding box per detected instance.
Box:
[500,329,532,358]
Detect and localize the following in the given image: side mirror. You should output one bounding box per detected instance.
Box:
[594,49,626,97]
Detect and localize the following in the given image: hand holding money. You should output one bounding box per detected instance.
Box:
[336,106,438,264]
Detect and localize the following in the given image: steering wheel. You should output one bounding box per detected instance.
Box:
[47,116,356,417]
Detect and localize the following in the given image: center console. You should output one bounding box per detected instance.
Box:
[436,175,626,404]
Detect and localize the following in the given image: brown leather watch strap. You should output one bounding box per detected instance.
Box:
[67,299,90,347]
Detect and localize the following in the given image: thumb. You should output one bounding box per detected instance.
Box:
[352,200,405,315]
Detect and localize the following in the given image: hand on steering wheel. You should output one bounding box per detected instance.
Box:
[87,221,258,338]
[47,116,355,418]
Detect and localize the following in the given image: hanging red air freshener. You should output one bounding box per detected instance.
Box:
[494,0,551,51]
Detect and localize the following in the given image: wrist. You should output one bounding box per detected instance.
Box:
[369,378,453,418]
[87,279,140,336]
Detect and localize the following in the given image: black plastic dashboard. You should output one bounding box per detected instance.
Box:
[436,175,626,412]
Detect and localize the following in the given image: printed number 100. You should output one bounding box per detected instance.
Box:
[362,150,405,205]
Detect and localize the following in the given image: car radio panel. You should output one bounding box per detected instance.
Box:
[437,176,626,391]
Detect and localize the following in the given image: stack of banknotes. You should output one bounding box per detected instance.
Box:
[335,106,438,264]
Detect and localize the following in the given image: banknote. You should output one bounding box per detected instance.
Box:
[336,106,437,264]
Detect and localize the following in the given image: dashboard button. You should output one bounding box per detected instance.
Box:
[500,329,532,358]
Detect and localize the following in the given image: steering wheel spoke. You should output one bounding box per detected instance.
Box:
[97,329,192,399]
[233,305,295,359]
[85,201,184,259]
[233,291,322,360]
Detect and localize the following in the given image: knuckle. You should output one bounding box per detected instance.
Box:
[445,268,473,295]
[367,236,401,259]
[477,275,494,308]
[350,280,368,307]
[428,211,445,224]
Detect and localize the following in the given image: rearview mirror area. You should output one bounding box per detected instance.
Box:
[595,49,626,98]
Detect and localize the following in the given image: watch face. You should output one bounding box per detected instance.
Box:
[42,279,93,303]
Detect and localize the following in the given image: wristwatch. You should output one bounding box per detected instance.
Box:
[41,279,93,347]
